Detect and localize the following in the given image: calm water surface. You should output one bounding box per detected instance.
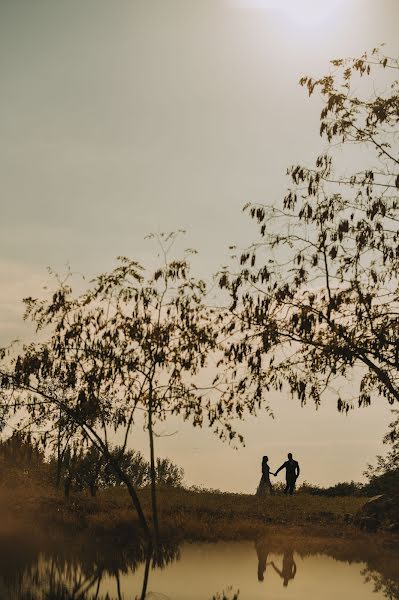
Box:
[2,536,398,599]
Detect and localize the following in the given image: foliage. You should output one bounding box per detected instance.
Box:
[0,431,44,466]
[155,457,184,487]
[219,48,399,411]
[298,480,363,497]
[0,432,49,488]
[0,233,274,538]
[0,429,184,508]
[54,443,105,497]
[364,469,399,496]
[104,447,150,489]
[364,409,399,495]
[50,444,184,497]
[0,235,212,537]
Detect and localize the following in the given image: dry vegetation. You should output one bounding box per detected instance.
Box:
[0,443,387,546]
[1,463,368,543]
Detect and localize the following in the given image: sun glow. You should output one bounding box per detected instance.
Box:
[281,0,344,27]
[233,0,345,28]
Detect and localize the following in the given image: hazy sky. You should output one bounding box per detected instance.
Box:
[1,0,399,491]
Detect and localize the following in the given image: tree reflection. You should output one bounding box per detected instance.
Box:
[210,589,239,600]
[363,566,399,600]
[1,530,398,599]
[0,531,179,600]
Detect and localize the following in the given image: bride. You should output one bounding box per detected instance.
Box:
[256,455,274,496]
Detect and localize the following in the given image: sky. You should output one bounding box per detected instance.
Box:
[1,0,399,491]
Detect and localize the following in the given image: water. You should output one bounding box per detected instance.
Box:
[1,533,398,599]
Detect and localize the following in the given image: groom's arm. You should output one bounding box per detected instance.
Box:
[274,462,285,476]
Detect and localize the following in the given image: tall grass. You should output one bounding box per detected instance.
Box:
[0,440,369,542]
[1,471,367,542]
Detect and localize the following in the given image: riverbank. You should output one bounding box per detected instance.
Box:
[3,477,399,600]
[1,479,376,543]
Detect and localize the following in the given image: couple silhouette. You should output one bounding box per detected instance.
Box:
[256,453,300,496]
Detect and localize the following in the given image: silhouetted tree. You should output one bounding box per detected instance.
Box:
[103,447,149,489]
[155,457,184,487]
[53,407,79,489]
[220,47,399,412]
[0,233,260,542]
[0,432,43,466]
[61,444,104,497]
[364,409,399,495]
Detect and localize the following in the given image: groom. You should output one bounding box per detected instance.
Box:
[274,453,300,495]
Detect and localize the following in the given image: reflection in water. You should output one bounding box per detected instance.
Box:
[0,531,178,600]
[211,589,240,600]
[255,536,297,588]
[0,530,398,599]
[270,546,296,587]
[254,536,270,582]
[363,566,399,600]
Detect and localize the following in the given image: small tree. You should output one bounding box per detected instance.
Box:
[1,234,261,542]
[59,443,84,498]
[155,457,184,487]
[103,447,149,489]
[53,408,79,490]
[67,444,104,497]
[220,48,399,412]
[49,443,155,497]
[0,432,47,487]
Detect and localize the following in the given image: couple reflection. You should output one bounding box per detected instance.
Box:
[255,537,297,587]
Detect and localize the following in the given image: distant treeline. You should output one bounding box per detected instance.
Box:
[1,432,398,499]
[0,432,184,498]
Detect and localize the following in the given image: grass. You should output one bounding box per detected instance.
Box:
[1,474,370,543]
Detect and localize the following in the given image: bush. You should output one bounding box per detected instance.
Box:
[155,458,184,487]
[0,433,49,487]
[48,442,185,497]
[297,481,363,497]
[364,410,399,497]
[363,469,399,497]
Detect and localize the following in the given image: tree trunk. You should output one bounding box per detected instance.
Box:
[140,550,152,600]
[64,477,71,498]
[56,411,62,488]
[55,456,62,489]
[107,454,151,541]
[148,380,160,544]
